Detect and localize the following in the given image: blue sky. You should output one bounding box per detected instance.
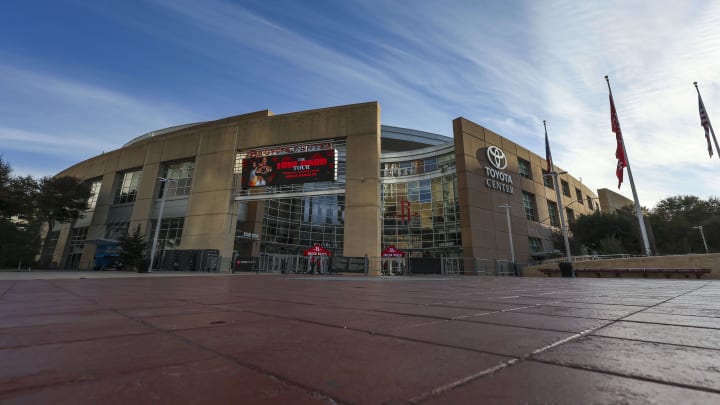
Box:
[1,0,719,208]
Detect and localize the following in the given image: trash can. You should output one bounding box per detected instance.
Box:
[559,262,573,278]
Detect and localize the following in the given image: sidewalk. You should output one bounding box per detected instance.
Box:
[1,275,718,403]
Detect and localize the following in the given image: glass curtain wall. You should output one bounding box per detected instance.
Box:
[260,194,345,255]
[381,150,461,258]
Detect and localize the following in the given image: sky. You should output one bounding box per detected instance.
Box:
[1,0,719,209]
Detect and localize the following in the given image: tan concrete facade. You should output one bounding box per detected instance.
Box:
[50,103,597,272]
[597,187,634,213]
[453,118,597,262]
[54,103,381,268]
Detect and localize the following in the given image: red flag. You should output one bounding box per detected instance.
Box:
[698,94,713,157]
[544,129,553,173]
[609,93,627,188]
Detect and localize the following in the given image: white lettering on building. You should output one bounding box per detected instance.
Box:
[484,166,514,194]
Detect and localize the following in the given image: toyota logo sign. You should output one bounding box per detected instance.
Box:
[486,146,508,170]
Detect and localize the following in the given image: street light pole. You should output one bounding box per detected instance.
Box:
[148,177,177,273]
[499,204,515,264]
[693,226,709,254]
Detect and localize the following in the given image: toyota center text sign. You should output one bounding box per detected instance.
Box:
[478,145,514,194]
[242,149,337,187]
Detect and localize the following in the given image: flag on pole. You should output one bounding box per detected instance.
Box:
[544,121,553,173]
[609,93,627,188]
[698,93,714,157]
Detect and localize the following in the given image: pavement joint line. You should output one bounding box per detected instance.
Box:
[0,330,158,351]
[408,358,521,404]
[617,318,720,330]
[410,281,715,403]
[45,281,345,405]
[641,309,720,319]
[584,332,720,352]
[528,358,720,395]
[239,308,526,360]
[0,353,218,397]
[0,281,17,300]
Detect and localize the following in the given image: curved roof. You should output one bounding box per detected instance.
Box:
[122,122,207,147]
[122,121,451,152]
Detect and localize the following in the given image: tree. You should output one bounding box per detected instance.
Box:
[569,209,641,255]
[649,195,720,254]
[119,225,147,271]
[0,158,42,267]
[36,176,92,266]
[0,218,41,268]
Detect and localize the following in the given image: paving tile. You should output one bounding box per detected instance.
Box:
[176,318,350,357]
[0,358,326,405]
[624,312,720,329]
[645,306,720,318]
[515,305,638,320]
[535,335,720,391]
[423,360,720,404]
[244,330,510,404]
[0,333,214,393]
[462,311,609,333]
[428,300,529,311]
[0,301,101,317]
[543,301,646,311]
[0,318,153,349]
[0,310,128,328]
[178,317,510,403]
[119,303,233,318]
[592,321,720,349]
[559,297,668,306]
[384,319,572,357]
[141,310,271,331]
[366,302,492,319]
[242,304,439,332]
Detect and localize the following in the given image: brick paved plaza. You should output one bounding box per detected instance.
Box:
[1,273,719,404]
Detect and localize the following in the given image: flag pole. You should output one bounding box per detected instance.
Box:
[605,75,652,256]
[544,120,572,265]
[693,81,720,158]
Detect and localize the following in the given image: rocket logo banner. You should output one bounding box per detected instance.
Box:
[242,149,336,187]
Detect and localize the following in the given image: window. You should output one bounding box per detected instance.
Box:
[65,227,89,269]
[105,222,129,240]
[152,217,185,250]
[518,158,531,179]
[522,191,538,221]
[114,170,142,204]
[542,169,554,189]
[529,237,543,253]
[575,188,583,205]
[587,196,594,210]
[42,230,60,263]
[566,208,575,223]
[423,157,438,173]
[561,180,571,197]
[547,201,560,227]
[160,160,194,198]
[86,179,102,210]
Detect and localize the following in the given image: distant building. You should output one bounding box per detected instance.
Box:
[597,188,634,213]
[47,102,598,273]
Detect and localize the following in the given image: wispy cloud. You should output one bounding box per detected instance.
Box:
[2,0,718,206]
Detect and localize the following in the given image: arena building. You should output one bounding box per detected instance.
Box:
[47,102,598,274]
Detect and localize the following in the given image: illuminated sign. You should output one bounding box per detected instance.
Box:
[245,142,333,158]
[242,149,336,187]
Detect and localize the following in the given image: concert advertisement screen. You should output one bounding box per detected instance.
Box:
[241,149,336,187]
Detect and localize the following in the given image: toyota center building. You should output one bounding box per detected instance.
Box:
[47,102,598,274]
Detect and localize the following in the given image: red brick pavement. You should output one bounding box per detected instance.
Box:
[1,274,719,404]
